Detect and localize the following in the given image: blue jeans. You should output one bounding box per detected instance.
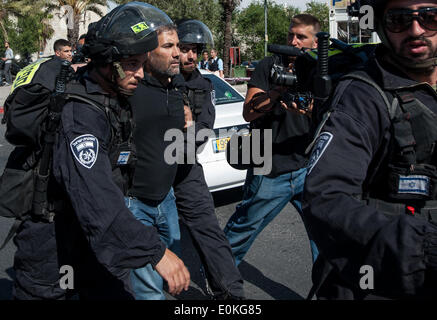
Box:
[124,189,180,300]
[224,167,319,266]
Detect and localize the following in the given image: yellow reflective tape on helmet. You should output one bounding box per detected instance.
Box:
[131,22,149,34]
[10,58,51,94]
[305,48,342,60]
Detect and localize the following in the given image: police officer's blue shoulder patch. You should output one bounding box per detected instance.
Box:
[70,134,99,169]
[307,132,333,175]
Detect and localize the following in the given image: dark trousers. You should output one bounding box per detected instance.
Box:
[173,163,244,298]
[13,211,134,300]
[4,63,11,84]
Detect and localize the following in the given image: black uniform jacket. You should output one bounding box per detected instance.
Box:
[52,74,166,275]
[184,68,215,132]
[303,55,437,299]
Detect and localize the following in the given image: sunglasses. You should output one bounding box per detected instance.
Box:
[384,8,437,33]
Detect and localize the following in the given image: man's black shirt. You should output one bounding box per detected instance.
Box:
[250,56,311,177]
[128,74,185,202]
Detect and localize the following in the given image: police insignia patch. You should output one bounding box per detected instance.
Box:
[307,132,333,175]
[70,134,99,169]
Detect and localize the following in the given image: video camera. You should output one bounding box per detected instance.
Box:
[267,32,332,111]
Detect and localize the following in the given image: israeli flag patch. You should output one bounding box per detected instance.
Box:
[70,134,99,169]
[398,175,430,196]
[117,151,131,165]
[307,132,333,175]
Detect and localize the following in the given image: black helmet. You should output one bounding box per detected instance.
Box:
[84,1,173,63]
[177,19,214,48]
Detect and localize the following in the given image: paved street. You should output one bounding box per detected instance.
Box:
[0,84,312,300]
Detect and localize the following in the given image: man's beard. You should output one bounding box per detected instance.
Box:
[150,63,179,78]
[181,61,196,73]
[397,36,437,63]
[148,55,180,78]
[388,36,437,74]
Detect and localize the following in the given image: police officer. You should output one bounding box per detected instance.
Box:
[208,48,223,78]
[9,2,190,299]
[303,0,437,299]
[174,19,245,299]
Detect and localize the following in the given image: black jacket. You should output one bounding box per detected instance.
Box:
[52,73,166,277]
[128,73,185,201]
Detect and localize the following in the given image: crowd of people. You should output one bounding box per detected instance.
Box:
[0,0,437,301]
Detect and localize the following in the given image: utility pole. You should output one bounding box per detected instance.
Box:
[264,0,268,57]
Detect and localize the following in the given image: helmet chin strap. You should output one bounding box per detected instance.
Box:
[113,61,136,96]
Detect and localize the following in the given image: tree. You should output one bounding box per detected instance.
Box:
[51,0,105,47]
[235,1,300,61]
[304,0,329,32]
[0,0,54,58]
[114,0,223,52]
[219,0,240,77]
[0,0,34,41]
[8,15,40,59]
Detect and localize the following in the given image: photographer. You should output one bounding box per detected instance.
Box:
[223,14,319,266]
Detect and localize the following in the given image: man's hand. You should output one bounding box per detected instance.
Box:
[1,58,6,61]
[184,105,193,128]
[155,248,191,295]
[279,99,313,117]
[71,63,87,72]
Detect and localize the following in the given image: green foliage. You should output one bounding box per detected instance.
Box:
[236,1,300,61]
[8,15,40,57]
[0,9,54,59]
[304,0,329,32]
[114,0,223,50]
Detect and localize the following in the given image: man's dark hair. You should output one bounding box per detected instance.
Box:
[79,34,86,41]
[202,50,209,55]
[54,39,71,52]
[290,14,321,34]
[156,23,177,35]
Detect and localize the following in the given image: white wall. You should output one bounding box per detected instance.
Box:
[42,3,107,57]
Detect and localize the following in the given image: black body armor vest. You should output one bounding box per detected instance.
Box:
[209,58,219,72]
[65,80,137,195]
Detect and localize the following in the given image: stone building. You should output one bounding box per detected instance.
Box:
[42,3,108,57]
